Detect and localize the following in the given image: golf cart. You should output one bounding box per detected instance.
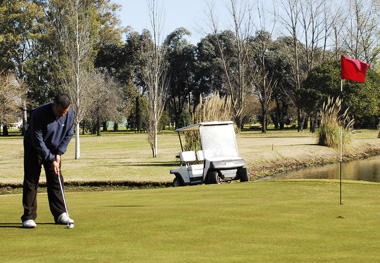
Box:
[170,121,249,187]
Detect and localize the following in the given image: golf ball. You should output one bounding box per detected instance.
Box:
[66,224,74,229]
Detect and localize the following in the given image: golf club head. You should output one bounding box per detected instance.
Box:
[65,223,74,229]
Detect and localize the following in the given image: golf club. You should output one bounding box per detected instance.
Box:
[57,171,74,229]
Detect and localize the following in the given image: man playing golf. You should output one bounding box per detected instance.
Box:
[22,94,75,228]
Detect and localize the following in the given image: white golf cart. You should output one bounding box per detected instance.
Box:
[170,121,249,186]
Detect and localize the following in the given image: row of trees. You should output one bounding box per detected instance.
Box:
[1,0,380,158]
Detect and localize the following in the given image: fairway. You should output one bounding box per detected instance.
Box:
[1,181,380,262]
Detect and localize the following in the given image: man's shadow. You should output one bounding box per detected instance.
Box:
[0,222,56,229]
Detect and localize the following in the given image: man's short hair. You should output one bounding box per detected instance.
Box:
[54,94,71,108]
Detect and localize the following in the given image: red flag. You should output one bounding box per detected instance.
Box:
[341,55,370,83]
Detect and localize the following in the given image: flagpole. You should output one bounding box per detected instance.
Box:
[340,79,343,205]
[340,55,370,205]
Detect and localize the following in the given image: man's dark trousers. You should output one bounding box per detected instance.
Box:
[21,140,66,222]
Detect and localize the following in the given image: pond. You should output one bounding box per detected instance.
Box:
[257,155,380,183]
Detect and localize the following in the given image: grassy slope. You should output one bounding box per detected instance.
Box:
[1,181,380,262]
[1,129,380,184]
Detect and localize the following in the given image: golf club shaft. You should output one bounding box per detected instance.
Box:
[57,172,69,218]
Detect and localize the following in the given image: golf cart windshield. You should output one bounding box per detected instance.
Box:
[199,124,239,159]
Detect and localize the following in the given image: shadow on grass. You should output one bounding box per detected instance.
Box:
[94,161,179,167]
[106,205,148,208]
[0,222,65,229]
[0,223,22,228]
[125,162,178,167]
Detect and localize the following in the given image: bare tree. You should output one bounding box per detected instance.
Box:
[278,0,306,131]
[87,71,124,136]
[0,71,21,135]
[341,0,380,63]
[204,0,254,130]
[299,0,325,71]
[322,0,346,61]
[143,0,169,157]
[51,0,95,159]
[252,2,278,133]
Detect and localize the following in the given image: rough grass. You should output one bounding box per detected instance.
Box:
[1,181,380,262]
[1,129,380,186]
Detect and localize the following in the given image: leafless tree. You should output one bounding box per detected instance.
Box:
[322,0,346,61]
[87,71,124,136]
[252,2,278,133]
[52,0,95,159]
[278,0,306,131]
[0,72,22,135]
[299,0,325,71]
[341,0,380,63]
[143,0,169,157]
[204,0,256,130]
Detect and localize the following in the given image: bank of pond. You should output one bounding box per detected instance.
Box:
[258,155,380,183]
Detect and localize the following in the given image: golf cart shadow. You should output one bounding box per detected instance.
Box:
[170,121,249,187]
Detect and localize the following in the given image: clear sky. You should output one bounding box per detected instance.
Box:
[112,0,211,44]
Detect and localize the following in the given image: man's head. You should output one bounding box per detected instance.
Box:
[53,94,71,118]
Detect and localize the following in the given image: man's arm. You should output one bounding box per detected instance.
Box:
[56,111,74,156]
[29,113,55,163]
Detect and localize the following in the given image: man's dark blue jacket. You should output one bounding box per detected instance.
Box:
[24,102,75,163]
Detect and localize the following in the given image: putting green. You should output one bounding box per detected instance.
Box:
[1,181,380,262]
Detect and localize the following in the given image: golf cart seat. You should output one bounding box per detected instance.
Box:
[196,150,204,161]
[180,151,196,163]
[180,151,204,177]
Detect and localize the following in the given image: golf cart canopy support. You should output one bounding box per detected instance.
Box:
[175,121,234,132]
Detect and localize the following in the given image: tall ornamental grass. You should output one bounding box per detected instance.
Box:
[318,97,354,149]
[183,92,234,151]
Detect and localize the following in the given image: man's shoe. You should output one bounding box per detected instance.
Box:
[56,213,74,224]
[22,219,37,228]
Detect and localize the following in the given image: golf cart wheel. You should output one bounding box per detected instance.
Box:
[238,168,249,182]
[173,177,184,187]
[208,171,220,184]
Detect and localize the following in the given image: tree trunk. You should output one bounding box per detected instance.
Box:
[136,96,142,133]
[261,104,267,133]
[152,120,158,157]
[261,114,267,133]
[75,122,80,159]
[310,116,316,133]
[22,99,27,136]
[298,109,304,132]
[82,121,86,135]
[2,125,8,136]
[97,118,101,136]
[303,116,308,130]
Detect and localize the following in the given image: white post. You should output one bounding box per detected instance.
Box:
[75,122,80,159]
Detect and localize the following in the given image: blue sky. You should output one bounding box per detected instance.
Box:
[112,0,210,44]
[112,0,279,45]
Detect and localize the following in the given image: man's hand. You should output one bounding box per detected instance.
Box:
[53,155,61,176]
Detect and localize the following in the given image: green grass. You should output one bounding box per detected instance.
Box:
[2,129,380,184]
[1,181,380,262]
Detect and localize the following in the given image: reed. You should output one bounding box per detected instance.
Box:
[318,97,354,149]
[183,92,234,151]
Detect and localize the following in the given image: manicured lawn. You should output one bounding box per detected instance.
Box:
[1,129,380,184]
[1,181,380,262]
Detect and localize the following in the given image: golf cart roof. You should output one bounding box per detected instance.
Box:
[175,121,234,132]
